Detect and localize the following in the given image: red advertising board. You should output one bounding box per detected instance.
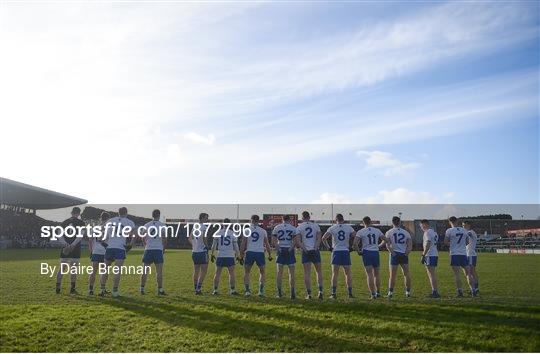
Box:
[262,214,299,228]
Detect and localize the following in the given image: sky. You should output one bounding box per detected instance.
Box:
[1,1,539,205]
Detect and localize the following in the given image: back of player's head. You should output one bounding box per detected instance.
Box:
[392,216,401,226]
[71,207,81,216]
[420,219,429,225]
[199,213,209,221]
[100,212,110,222]
[283,215,291,222]
[335,213,344,222]
[301,211,310,220]
[448,216,458,224]
[362,216,371,226]
[152,209,160,219]
[119,207,128,216]
[251,215,260,223]
[223,218,231,223]
[462,220,471,227]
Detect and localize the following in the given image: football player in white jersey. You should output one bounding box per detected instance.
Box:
[188,213,210,295]
[240,215,273,297]
[100,207,137,298]
[296,211,323,300]
[210,218,240,296]
[272,215,301,299]
[463,220,479,295]
[444,216,475,297]
[383,216,412,298]
[139,209,167,296]
[420,219,440,298]
[88,212,109,295]
[353,216,386,299]
[322,214,355,299]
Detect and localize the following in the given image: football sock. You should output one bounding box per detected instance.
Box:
[89,285,93,291]
[194,282,198,290]
[244,284,250,292]
[158,288,164,292]
[331,286,337,295]
[318,285,323,293]
[70,282,76,291]
[347,287,353,296]
[307,288,312,295]
[406,288,411,293]
[113,287,118,292]
[389,287,394,293]
[277,287,282,297]
[290,288,296,297]
[259,283,264,294]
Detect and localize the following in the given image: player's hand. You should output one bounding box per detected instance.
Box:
[125,244,133,253]
[421,255,426,265]
[236,257,244,266]
[61,246,70,256]
[99,241,109,248]
[268,254,273,261]
[210,254,216,263]
[357,249,363,256]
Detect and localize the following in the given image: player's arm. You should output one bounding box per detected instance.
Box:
[405,235,412,255]
[321,231,331,250]
[444,230,451,246]
[378,231,387,248]
[384,232,395,255]
[233,237,240,258]
[161,227,167,250]
[296,232,307,252]
[240,236,247,255]
[88,237,94,254]
[422,239,430,257]
[353,233,361,251]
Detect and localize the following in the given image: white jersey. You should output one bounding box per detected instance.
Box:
[272,223,297,248]
[104,216,136,250]
[246,225,268,252]
[141,220,166,251]
[296,221,321,251]
[385,227,412,254]
[356,226,384,252]
[213,229,238,258]
[190,223,208,253]
[445,226,469,256]
[466,229,477,257]
[90,224,107,255]
[326,224,355,251]
[423,229,439,257]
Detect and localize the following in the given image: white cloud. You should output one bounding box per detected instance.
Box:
[362,188,439,204]
[357,150,419,176]
[312,193,352,204]
[184,132,216,146]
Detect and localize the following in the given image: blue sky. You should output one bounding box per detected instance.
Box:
[1,1,538,204]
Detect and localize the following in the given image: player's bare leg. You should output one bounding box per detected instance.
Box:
[99,259,113,296]
[470,265,479,293]
[140,262,151,294]
[193,264,201,293]
[212,266,223,295]
[344,265,353,298]
[88,261,100,295]
[257,265,266,296]
[463,266,475,295]
[314,262,323,298]
[387,265,398,297]
[288,265,296,299]
[426,266,439,297]
[276,264,284,297]
[155,263,165,295]
[112,259,124,297]
[227,266,237,294]
[243,264,252,295]
[364,266,375,297]
[452,266,463,297]
[330,265,339,299]
[303,262,312,299]
[197,263,208,294]
[373,267,381,297]
[56,259,67,293]
[401,264,411,297]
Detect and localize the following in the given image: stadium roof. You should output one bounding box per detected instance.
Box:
[0,177,87,210]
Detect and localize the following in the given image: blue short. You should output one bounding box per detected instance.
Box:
[192,251,208,265]
[331,250,351,266]
[90,254,105,263]
[362,250,380,268]
[216,257,235,267]
[451,255,468,267]
[390,252,408,266]
[142,249,164,264]
[425,256,438,267]
[468,256,477,267]
[105,248,126,261]
[245,251,265,267]
[302,250,321,264]
[276,248,296,265]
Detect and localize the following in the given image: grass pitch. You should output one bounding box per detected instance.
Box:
[1,249,539,352]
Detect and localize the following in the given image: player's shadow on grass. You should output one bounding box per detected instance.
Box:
[90,295,391,352]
